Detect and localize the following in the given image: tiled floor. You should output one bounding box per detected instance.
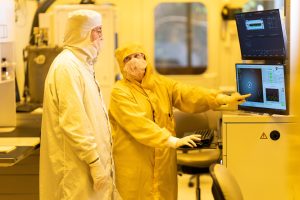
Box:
[178,173,214,200]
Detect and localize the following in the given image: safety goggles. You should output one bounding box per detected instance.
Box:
[123,53,146,64]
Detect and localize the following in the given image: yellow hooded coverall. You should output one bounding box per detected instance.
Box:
[109,44,221,200]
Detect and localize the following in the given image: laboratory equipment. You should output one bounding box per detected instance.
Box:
[0,58,16,128]
[24,45,62,104]
[222,114,296,200]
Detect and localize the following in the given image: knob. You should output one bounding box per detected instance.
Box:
[270,130,280,141]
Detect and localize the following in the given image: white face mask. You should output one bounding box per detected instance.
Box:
[92,38,104,54]
[123,58,147,82]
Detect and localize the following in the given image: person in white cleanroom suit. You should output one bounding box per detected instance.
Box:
[40,9,121,200]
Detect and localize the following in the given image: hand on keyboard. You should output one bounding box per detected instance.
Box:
[179,129,215,149]
[176,134,201,148]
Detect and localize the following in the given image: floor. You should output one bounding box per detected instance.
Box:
[178,173,214,200]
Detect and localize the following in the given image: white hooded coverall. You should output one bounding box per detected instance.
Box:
[40,10,116,200]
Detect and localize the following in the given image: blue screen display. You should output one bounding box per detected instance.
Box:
[236,64,287,114]
[235,9,286,60]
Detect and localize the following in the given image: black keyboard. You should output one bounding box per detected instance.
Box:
[16,103,41,113]
[180,129,215,148]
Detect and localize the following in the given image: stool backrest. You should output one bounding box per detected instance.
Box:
[209,164,243,200]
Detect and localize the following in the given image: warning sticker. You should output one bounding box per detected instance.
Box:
[260,132,268,139]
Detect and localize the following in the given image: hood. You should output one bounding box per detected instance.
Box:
[63,9,102,64]
[115,44,154,85]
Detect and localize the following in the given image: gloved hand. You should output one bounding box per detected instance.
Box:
[89,159,111,191]
[216,92,251,105]
[175,134,201,148]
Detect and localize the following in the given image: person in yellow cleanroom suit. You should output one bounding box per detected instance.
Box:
[109,44,250,200]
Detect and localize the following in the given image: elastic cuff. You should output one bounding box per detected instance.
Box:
[216,93,227,105]
[167,136,179,149]
[89,157,99,165]
[84,150,99,165]
[209,89,221,97]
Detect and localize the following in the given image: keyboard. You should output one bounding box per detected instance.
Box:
[16,103,41,113]
[180,129,215,149]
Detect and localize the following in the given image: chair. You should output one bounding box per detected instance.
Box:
[175,110,222,200]
[209,163,243,200]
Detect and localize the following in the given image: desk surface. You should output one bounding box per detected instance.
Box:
[222,113,296,123]
[0,113,41,137]
[176,134,221,168]
[0,113,41,167]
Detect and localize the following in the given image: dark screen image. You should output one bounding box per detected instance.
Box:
[237,68,263,102]
[266,88,279,102]
[235,9,286,60]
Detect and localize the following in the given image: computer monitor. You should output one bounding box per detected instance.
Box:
[235,9,286,60]
[236,63,288,115]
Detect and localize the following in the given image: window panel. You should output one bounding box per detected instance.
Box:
[155,3,207,75]
[243,0,284,12]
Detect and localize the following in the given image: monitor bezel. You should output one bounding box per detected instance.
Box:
[235,63,289,115]
[235,9,287,61]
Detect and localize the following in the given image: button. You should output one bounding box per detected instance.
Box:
[270,130,280,141]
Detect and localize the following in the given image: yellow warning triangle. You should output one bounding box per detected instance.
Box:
[260,132,268,139]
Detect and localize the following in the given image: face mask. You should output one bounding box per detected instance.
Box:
[92,38,104,54]
[84,35,103,65]
[123,58,147,82]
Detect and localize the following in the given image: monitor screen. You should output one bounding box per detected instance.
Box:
[236,64,288,115]
[235,9,286,60]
